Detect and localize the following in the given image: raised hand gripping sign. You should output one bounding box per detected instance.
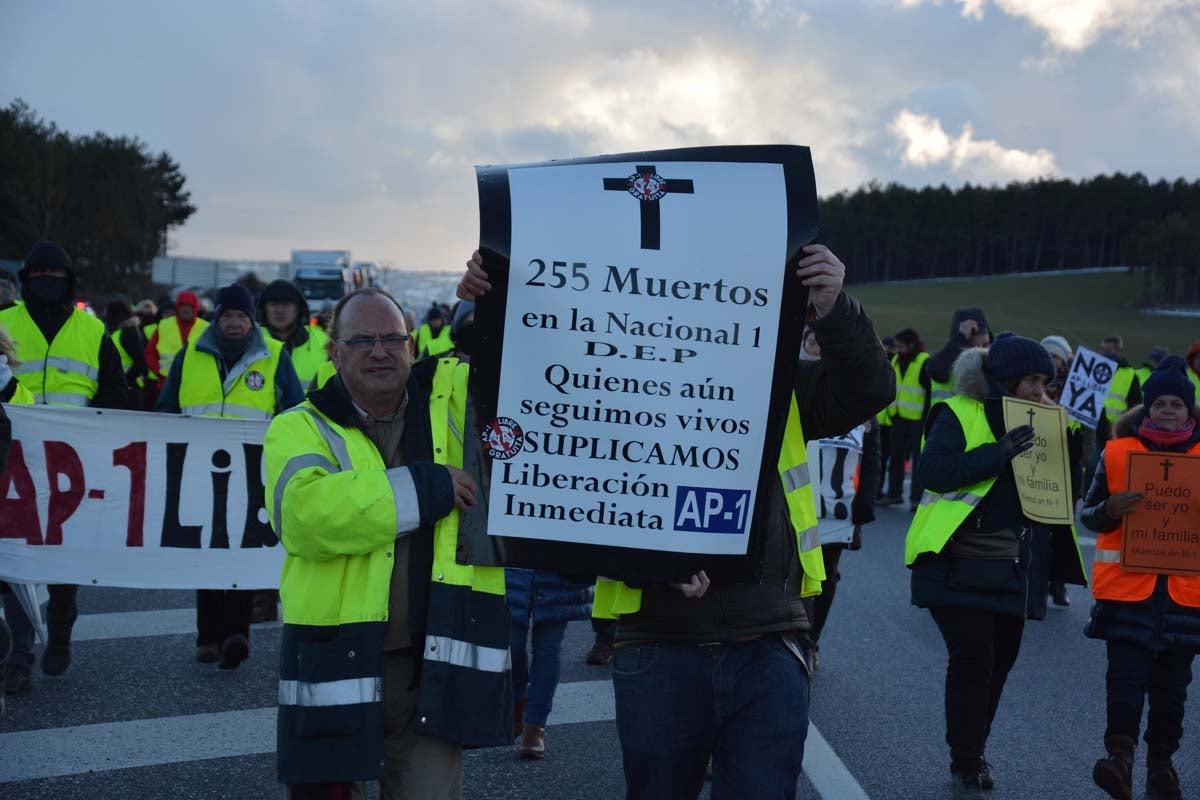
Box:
[465,146,818,584]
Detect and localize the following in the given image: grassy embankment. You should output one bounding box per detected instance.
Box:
[848,270,1199,364]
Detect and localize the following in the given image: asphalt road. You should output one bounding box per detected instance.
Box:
[2,504,1197,799]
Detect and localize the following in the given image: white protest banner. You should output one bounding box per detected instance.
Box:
[470,147,816,571]
[0,405,281,589]
[1063,345,1118,429]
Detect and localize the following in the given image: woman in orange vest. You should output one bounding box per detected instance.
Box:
[1082,356,1200,800]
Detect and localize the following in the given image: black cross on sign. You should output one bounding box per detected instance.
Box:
[1026,408,1036,429]
[1162,458,1175,481]
[602,164,695,250]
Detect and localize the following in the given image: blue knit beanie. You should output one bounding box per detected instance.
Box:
[214,284,256,321]
[986,332,1055,382]
[1142,356,1195,412]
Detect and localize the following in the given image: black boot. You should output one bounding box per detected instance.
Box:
[1048,582,1070,607]
[1093,735,1135,800]
[41,602,78,677]
[1146,757,1183,800]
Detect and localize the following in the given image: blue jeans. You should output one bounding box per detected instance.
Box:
[612,635,810,800]
[510,619,568,727]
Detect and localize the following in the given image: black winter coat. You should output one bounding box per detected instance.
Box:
[910,347,1086,620]
[1080,408,1200,653]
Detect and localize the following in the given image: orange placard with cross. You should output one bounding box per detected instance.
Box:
[1121,451,1200,576]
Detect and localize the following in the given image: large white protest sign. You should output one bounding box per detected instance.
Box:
[473,149,815,562]
[1063,346,1118,429]
[0,405,281,589]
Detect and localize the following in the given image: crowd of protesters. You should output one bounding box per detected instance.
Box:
[1,241,1198,800]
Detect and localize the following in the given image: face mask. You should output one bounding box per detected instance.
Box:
[26,276,69,305]
[454,322,478,355]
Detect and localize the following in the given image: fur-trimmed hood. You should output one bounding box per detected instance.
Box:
[1113,405,1200,439]
[951,346,996,402]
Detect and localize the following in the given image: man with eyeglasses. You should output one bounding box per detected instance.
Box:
[157,283,304,669]
[264,287,510,799]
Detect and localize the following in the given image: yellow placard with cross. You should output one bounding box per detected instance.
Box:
[1002,397,1074,526]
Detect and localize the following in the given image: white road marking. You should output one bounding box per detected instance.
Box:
[72,608,280,642]
[0,678,870,798]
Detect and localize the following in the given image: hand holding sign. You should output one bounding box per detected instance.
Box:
[1106,490,1145,517]
[458,249,491,300]
[794,245,845,320]
[998,425,1036,460]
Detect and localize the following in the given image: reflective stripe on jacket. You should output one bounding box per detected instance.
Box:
[593,392,825,619]
[929,376,955,406]
[904,395,999,565]
[0,304,104,406]
[264,357,510,783]
[1093,437,1200,608]
[894,352,930,421]
[178,332,283,420]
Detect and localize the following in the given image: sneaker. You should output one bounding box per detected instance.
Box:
[952,771,986,800]
[585,641,614,666]
[196,643,220,663]
[218,634,249,670]
[3,665,32,695]
[517,724,545,759]
[1049,582,1071,607]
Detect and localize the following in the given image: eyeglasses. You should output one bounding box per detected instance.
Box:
[335,334,411,351]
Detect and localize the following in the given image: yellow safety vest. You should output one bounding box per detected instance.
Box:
[894,352,930,421]
[0,304,104,406]
[264,355,510,766]
[930,376,954,406]
[311,359,336,390]
[417,323,454,360]
[111,329,145,389]
[156,315,209,378]
[6,380,35,405]
[271,326,329,388]
[594,392,826,620]
[1104,365,1136,425]
[904,394,1087,581]
[178,332,283,419]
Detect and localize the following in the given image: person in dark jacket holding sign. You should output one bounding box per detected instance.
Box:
[460,244,895,800]
[905,334,1089,800]
[1082,356,1200,800]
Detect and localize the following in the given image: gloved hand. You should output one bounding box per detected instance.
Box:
[998,425,1036,460]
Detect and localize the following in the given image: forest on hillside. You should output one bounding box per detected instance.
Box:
[823,173,1200,306]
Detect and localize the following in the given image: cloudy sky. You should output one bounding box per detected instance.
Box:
[3,0,1198,269]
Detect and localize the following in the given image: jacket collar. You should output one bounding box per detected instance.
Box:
[307,356,439,431]
[195,322,273,394]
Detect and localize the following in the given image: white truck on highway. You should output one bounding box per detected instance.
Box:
[289,250,352,302]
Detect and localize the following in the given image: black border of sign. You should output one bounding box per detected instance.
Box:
[462,145,817,585]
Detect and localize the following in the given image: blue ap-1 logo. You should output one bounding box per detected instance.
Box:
[673,486,751,534]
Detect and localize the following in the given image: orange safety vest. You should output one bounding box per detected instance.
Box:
[1094,436,1200,608]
